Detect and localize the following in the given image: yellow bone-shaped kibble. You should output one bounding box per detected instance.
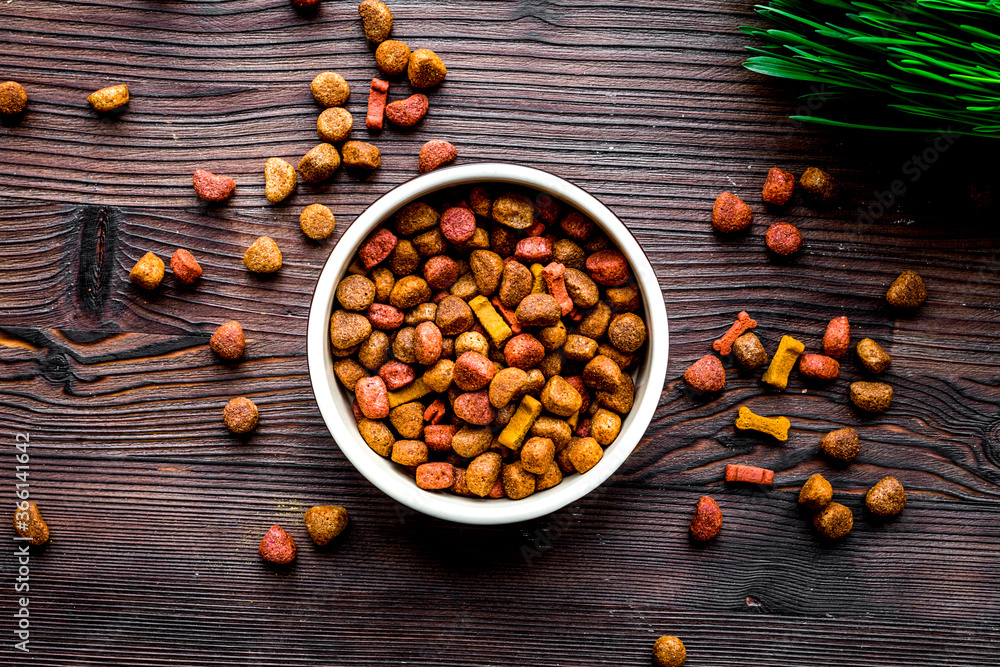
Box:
[387,379,432,409]
[761,335,805,389]
[530,263,547,294]
[469,295,513,347]
[735,406,790,441]
[498,395,542,450]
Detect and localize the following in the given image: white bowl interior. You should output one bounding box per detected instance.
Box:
[307,163,668,524]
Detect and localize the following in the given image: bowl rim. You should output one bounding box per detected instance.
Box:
[306,162,668,525]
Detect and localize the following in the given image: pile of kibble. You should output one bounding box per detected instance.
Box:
[331,185,646,499]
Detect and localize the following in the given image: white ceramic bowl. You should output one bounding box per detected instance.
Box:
[307,163,668,524]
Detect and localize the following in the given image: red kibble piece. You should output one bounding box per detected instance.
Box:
[366,302,405,330]
[490,297,523,335]
[541,262,573,315]
[440,206,476,244]
[453,390,495,426]
[453,351,497,391]
[765,222,802,256]
[712,192,753,233]
[415,462,455,490]
[359,228,398,269]
[366,78,389,131]
[352,399,363,422]
[798,353,840,381]
[725,464,774,485]
[385,93,429,127]
[585,250,630,286]
[689,496,723,541]
[683,355,725,392]
[762,167,796,206]
[355,376,389,419]
[712,311,757,356]
[170,248,203,285]
[575,418,591,438]
[823,316,850,359]
[514,236,554,263]
[258,524,297,564]
[379,360,415,390]
[425,424,458,452]
[418,140,457,174]
[559,211,594,240]
[565,376,590,414]
[423,398,446,425]
[526,221,546,237]
[504,333,545,370]
[192,169,236,202]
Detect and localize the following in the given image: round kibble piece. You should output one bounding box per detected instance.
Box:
[358,0,393,42]
[359,418,394,455]
[244,237,283,273]
[492,193,534,230]
[516,294,561,327]
[520,436,555,474]
[0,81,27,116]
[813,501,853,539]
[310,72,350,107]
[683,355,724,392]
[171,249,203,285]
[501,461,536,500]
[337,275,376,311]
[799,473,833,509]
[303,505,348,546]
[224,397,258,434]
[886,270,927,309]
[823,316,851,359]
[608,313,647,353]
[129,252,165,290]
[866,476,906,517]
[585,250,630,286]
[264,157,297,203]
[856,338,891,374]
[330,310,373,349]
[395,201,440,236]
[540,376,583,417]
[408,49,447,88]
[453,351,496,391]
[317,107,353,143]
[440,206,476,244]
[653,636,686,667]
[210,321,245,360]
[712,192,752,233]
[732,332,768,370]
[390,275,431,310]
[583,355,624,392]
[300,203,336,240]
[821,427,859,463]
[567,437,603,473]
[762,167,795,206]
[800,166,838,203]
[850,381,893,413]
[765,222,802,256]
[342,141,381,170]
[376,40,411,75]
[298,143,341,183]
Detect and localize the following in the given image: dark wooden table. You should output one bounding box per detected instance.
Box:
[2,1,999,664]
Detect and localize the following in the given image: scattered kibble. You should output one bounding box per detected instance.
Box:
[243,236,283,273]
[865,476,906,516]
[689,495,722,542]
[129,252,165,290]
[711,192,753,233]
[258,524,296,564]
[765,221,802,256]
[652,636,687,667]
[820,426,859,463]
[761,334,804,389]
[856,337,891,374]
[385,93,429,127]
[725,463,774,485]
[224,396,259,434]
[407,48,447,88]
[13,501,49,546]
[713,311,757,355]
[683,354,725,393]
[0,81,27,116]
[358,0,393,43]
[735,406,789,441]
[418,139,457,173]
[886,269,927,309]
[210,321,246,360]
[375,39,411,75]
[798,473,833,509]
[849,381,893,412]
[299,143,341,183]
[170,248,203,285]
[303,505,349,545]
[192,169,236,202]
[264,157,297,203]
[762,166,795,206]
[317,107,353,143]
[366,78,389,131]
[300,203,335,240]
[342,141,381,170]
[823,316,850,359]
[87,84,129,112]
[310,71,350,107]
[798,353,840,381]
[731,332,768,369]
[799,166,837,203]
[813,501,853,539]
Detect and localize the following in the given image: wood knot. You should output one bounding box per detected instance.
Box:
[40,351,70,383]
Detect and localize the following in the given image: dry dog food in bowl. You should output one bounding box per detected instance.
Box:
[307,164,668,524]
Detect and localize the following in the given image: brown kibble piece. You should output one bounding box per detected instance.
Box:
[762,167,795,206]
[192,169,236,202]
[765,222,802,256]
[866,476,906,517]
[330,310,373,349]
[299,143,341,183]
[501,461,536,500]
[653,636,686,667]
[799,473,833,510]
[310,72,350,107]
[358,0,393,42]
[317,107,353,143]
[712,192,753,233]
[337,275,376,311]
[857,338,891,374]
[418,140,457,174]
[689,496,722,542]
[300,203,336,240]
[264,157,297,203]
[608,312,646,353]
[821,427,860,463]
[210,321,245,360]
[800,167,838,203]
[129,252,165,290]
[408,49,447,88]
[87,84,129,112]
[13,502,49,546]
[850,381,893,413]
[304,505,348,546]
[492,193,534,230]
[0,81,27,116]
[170,249,203,285]
[566,437,603,473]
[813,502,853,539]
[467,452,503,497]
[358,418,394,455]
[258,524,296,564]
[583,355,624,392]
[886,270,927,309]
[540,376,583,417]
[732,332,768,370]
[224,397,259,434]
[823,316,850,359]
[520,436,555,474]
[243,237,283,273]
[683,355,724,392]
[342,141,381,171]
[376,40,411,75]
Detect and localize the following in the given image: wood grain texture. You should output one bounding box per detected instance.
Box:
[1,0,999,665]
